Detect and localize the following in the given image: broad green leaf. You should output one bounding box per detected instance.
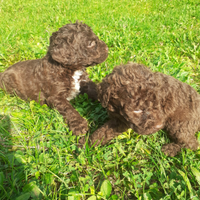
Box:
[44,173,54,185]
[15,153,26,164]
[39,165,46,173]
[192,197,200,200]
[23,181,41,198]
[90,186,95,195]
[87,196,97,200]
[100,180,112,198]
[16,193,31,200]
[191,167,200,185]
[35,171,40,179]
[83,184,90,193]
[143,192,152,200]
[97,191,104,198]
[110,194,119,200]
[68,189,81,200]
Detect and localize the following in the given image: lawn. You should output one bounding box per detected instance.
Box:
[0,0,200,199]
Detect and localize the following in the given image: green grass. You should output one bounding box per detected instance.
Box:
[0,0,200,199]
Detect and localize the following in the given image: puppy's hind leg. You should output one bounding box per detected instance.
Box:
[162,134,199,157]
[162,122,199,156]
[0,72,10,93]
[161,143,182,157]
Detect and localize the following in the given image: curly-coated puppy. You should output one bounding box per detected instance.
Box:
[0,21,108,135]
[89,63,199,156]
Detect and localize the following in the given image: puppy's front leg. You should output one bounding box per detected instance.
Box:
[79,72,98,101]
[80,80,98,101]
[47,96,88,135]
[89,119,128,146]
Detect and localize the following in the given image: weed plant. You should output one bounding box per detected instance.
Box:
[0,0,200,199]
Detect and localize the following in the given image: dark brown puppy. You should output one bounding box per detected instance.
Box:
[0,21,108,135]
[89,63,199,156]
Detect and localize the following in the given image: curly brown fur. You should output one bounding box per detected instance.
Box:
[89,63,200,156]
[0,21,108,135]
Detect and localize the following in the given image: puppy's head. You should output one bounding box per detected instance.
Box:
[97,63,153,107]
[48,21,108,67]
[98,63,165,135]
[97,63,135,108]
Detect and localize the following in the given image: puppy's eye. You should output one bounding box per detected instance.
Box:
[87,41,96,48]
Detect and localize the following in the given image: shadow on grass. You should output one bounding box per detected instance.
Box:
[0,115,41,200]
[0,114,14,199]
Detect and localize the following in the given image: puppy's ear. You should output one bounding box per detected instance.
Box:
[48,32,74,65]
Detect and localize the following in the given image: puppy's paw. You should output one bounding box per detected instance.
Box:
[78,137,86,145]
[161,143,181,157]
[68,117,88,135]
[89,129,106,147]
[77,136,87,149]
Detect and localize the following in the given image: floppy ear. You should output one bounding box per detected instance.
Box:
[48,32,75,65]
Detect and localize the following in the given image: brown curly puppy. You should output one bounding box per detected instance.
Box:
[89,63,199,156]
[0,21,108,135]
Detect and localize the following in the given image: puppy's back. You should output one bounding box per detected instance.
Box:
[0,59,44,100]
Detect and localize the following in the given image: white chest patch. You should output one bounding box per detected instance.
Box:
[67,70,84,101]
